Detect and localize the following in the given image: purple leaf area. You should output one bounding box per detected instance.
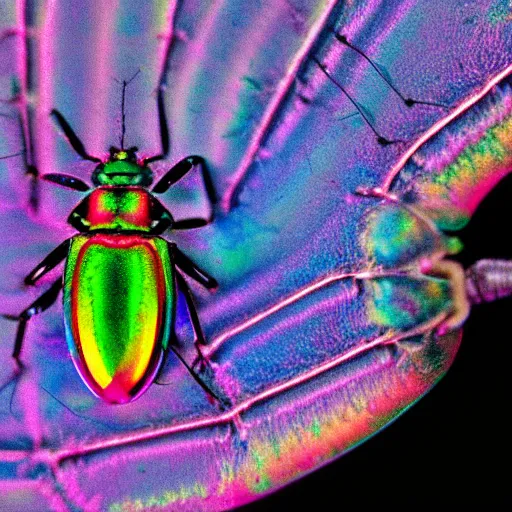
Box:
[1,1,511,510]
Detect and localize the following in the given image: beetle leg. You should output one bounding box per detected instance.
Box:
[172,218,211,230]
[41,173,90,191]
[1,277,63,366]
[170,247,217,367]
[160,271,230,409]
[24,239,71,285]
[171,244,218,290]
[167,342,229,410]
[143,86,170,164]
[152,155,217,212]
[174,270,212,370]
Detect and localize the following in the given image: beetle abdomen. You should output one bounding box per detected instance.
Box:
[63,234,174,404]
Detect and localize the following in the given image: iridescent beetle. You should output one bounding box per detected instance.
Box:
[2,83,219,405]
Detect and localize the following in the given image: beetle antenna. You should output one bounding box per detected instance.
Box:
[115,69,141,150]
[332,31,449,110]
[312,56,405,146]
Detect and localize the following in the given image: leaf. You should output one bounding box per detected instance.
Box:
[1,0,512,509]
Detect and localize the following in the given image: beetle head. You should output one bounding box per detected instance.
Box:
[91,146,153,187]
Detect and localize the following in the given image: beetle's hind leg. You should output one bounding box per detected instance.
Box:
[0,277,62,408]
[0,237,67,390]
[159,270,233,410]
[161,271,248,436]
[174,271,213,372]
[1,277,63,367]
[165,341,230,411]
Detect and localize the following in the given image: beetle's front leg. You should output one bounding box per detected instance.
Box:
[152,155,217,215]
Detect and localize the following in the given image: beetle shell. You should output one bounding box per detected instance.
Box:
[63,234,174,404]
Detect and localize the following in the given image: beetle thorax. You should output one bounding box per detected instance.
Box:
[86,188,153,231]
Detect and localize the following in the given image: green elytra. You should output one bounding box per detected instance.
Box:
[64,229,175,403]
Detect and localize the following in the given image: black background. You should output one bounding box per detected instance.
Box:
[239,175,512,509]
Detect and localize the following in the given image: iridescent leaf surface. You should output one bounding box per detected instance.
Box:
[1,1,511,510]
